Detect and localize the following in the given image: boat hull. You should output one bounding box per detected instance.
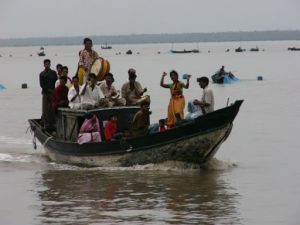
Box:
[29,100,243,167]
[42,124,231,167]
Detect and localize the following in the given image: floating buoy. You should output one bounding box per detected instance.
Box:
[21,83,28,89]
[257,76,263,81]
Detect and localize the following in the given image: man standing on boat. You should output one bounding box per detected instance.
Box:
[78,38,99,83]
[121,68,150,106]
[39,59,57,131]
[186,76,214,119]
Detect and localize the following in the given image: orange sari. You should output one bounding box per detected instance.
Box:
[167,82,185,128]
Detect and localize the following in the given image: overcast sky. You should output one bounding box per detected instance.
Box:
[1,0,300,39]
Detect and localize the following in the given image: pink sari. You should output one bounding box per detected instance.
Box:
[78,115,102,144]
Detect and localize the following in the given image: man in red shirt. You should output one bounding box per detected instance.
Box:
[104,115,118,141]
[52,76,69,111]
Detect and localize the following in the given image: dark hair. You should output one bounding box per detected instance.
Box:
[62,66,68,71]
[170,70,178,77]
[140,101,150,107]
[44,59,51,64]
[88,73,97,79]
[197,76,209,84]
[159,119,165,125]
[83,38,92,44]
[56,64,63,69]
[105,73,115,82]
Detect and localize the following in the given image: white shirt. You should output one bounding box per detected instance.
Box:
[80,84,103,106]
[99,82,117,98]
[68,85,81,109]
[202,87,214,113]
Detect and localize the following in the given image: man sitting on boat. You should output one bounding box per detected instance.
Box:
[121,68,150,106]
[52,76,69,112]
[131,101,150,138]
[80,73,109,109]
[100,73,126,107]
[186,76,214,120]
[68,76,81,109]
[160,70,191,128]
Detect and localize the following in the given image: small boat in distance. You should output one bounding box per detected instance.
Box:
[28,101,243,167]
[101,43,112,49]
[38,47,46,56]
[126,50,133,55]
[250,46,259,52]
[288,47,300,51]
[235,47,246,52]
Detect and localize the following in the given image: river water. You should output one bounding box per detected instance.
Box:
[0,41,300,225]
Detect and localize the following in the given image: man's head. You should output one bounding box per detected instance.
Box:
[83,38,93,50]
[87,73,97,86]
[170,70,179,82]
[43,59,51,70]
[197,76,209,89]
[128,68,137,83]
[109,114,118,123]
[56,64,63,75]
[104,73,115,85]
[140,101,150,112]
[72,76,79,87]
[62,66,68,76]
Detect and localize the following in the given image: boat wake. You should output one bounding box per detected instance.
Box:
[46,159,238,172]
[0,153,43,164]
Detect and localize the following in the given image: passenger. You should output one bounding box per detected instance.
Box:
[160,70,191,128]
[56,64,63,79]
[78,38,99,83]
[121,68,150,106]
[218,65,225,77]
[55,66,71,88]
[78,113,102,144]
[104,114,118,141]
[39,59,57,131]
[159,119,167,132]
[80,73,109,109]
[68,76,81,109]
[131,101,151,138]
[186,76,214,119]
[100,73,126,107]
[52,76,69,111]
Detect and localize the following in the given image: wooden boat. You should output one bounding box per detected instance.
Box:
[235,47,245,52]
[37,51,46,56]
[28,100,243,167]
[170,49,193,54]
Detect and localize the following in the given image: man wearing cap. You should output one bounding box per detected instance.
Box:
[99,73,126,107]
[121,68,150,106]
[186,76,214,120]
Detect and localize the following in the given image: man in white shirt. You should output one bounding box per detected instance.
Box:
[99,73,126,107]
[186,76,214,119]
[68,76,81,109]
[80,73,108,109]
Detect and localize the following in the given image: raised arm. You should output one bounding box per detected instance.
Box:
[160,72,169,88]
[183,75,191,89]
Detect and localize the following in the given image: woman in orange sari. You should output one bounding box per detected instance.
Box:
[160,70,191,128]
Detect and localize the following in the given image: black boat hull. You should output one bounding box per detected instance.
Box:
[29,100,243,167]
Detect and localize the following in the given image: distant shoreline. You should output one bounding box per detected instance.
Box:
[0,30,300,47]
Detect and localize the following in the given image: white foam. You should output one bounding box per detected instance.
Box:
[0,153,41,163]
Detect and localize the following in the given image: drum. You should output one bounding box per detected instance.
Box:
[89,58,110,81]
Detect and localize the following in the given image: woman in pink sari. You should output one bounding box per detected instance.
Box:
[77,113,102,144]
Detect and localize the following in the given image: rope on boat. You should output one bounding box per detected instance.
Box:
[43,136,53,147]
